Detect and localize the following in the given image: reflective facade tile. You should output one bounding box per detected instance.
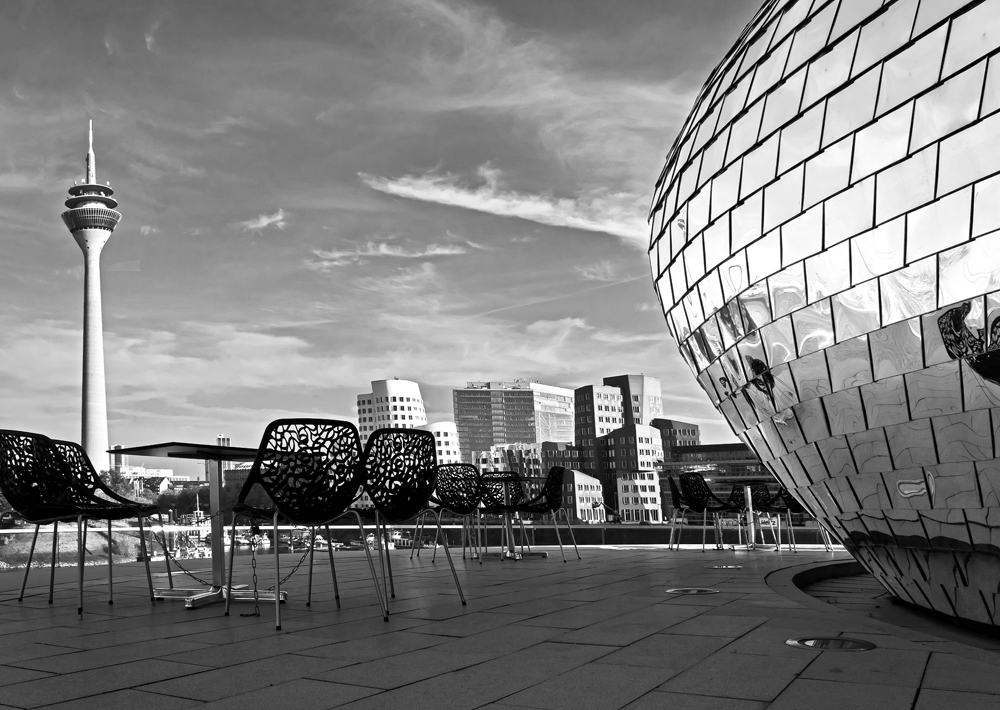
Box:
[649,0,1000,627]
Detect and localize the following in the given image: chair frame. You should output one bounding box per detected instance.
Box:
[678,473,738,552]
[361,428,466,610]
[498,466,580,563]
[222,418,386,630]
[0,430,166,617]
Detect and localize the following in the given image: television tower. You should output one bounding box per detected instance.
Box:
[61,121,121,472]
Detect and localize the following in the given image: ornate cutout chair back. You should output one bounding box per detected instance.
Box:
[667,475,686,511]
[0,430,77,514]
[243,419,363,525]
[678,472,719,513]
[507,466,580,563]
[361,429,437,522]
[433,463,482,516]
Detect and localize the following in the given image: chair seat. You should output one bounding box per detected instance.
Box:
[18,501,158,525]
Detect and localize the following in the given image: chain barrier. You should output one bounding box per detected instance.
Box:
[150,509,313,614]
[151,509,227,587]
[240,520,262,617]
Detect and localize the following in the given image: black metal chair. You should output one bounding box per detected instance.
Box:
[0,430,164,617]
[678,472,738,552]
[727,483,776,549]
[361,428,466,608]
[666,476,697,550]
[413,463,483,562]
[478,469,529,560]
[507,466,580,563]
[760,488,833,552]
[223,419,386,630]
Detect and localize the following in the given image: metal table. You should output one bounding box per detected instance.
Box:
[110,441,283,608]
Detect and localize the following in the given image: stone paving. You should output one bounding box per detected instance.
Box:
[1,544,999,709]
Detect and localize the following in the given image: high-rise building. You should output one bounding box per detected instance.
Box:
[453,380,573,462]
[356,378,428,447]
[61,121,121,472]
[419,421,461,464]
[601,375,663,427]
[616,470,662,524]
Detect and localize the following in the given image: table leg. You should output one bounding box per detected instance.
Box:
[744,484,757,550]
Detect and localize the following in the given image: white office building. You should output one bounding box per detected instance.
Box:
[356,378,428,447]
[616,471,662,524]
[563,469,606,524]
[419,421,461,465]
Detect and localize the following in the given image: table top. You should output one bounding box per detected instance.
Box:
[109,442,259,462]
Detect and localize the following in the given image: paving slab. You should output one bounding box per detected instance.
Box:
[2,547,1000,710]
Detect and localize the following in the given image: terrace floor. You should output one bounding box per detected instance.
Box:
[2,543,1000,710]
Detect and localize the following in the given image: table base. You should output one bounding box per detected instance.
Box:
[153,584,287,609]
[480,551,549,560]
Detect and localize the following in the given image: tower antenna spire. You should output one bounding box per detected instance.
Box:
[86,119,96,184]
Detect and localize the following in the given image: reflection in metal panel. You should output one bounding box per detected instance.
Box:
[649,0,1000,628]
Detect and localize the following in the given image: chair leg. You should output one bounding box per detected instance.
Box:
[326,525,340,609]
[77,515,84,617]
[411,513,422,560]
[519,517,531,553]
[136,517,154,602]
[432,517,440,562]
[787,512,797,552]
[668,511,678,550]
[306,527,316,607]
[380,516,395,599]
[273,512,281,631]
[352,511,387,621]
[821,524,834,551]
[551,511,566,563]
[373,513,389,610]
[560,509,581,559]
[701,510,707,553]
[49,521,59,604]
[435,511,466,606]
[157,512,173,589]
[107,519,114,605]
[224,516,239,617]
[19,525,39,601]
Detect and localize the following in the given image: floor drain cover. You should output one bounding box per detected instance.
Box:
[785,637,876,651]
[665,588,720,595]
[707,565,742,569]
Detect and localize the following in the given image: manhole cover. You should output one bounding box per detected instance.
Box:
[707,565,742,569]
[665,588,720,595]
[785,637,876,651]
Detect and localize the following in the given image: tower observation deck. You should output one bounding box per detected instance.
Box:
[62,121,120,472]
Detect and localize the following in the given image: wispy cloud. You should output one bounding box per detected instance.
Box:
[305,240,465,270]
[575,260,617,282]
[237,209,287,232]
[361,164,646,245]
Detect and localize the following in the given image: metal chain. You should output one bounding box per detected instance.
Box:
[240,525,261,617]
[151,509,311,603]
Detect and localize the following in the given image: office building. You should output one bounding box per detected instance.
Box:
[574,384,624,443]
[562,469,606,524]
[602,375,662,427]
[650,419,701,453]
[356,378,428,447]
[616,471,662,524]
[647,0,1000,625]
[453,380,573,462]
[419,421,462,464]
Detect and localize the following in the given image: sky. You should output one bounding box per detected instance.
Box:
[0,0,757,475]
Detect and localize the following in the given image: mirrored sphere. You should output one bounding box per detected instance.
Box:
[649,0,1000,626]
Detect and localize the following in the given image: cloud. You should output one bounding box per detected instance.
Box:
[305,240,466,270]
[361,164,646,246]
[237,209,287,232]
[139,225,159,236]
[575,260,616,282]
